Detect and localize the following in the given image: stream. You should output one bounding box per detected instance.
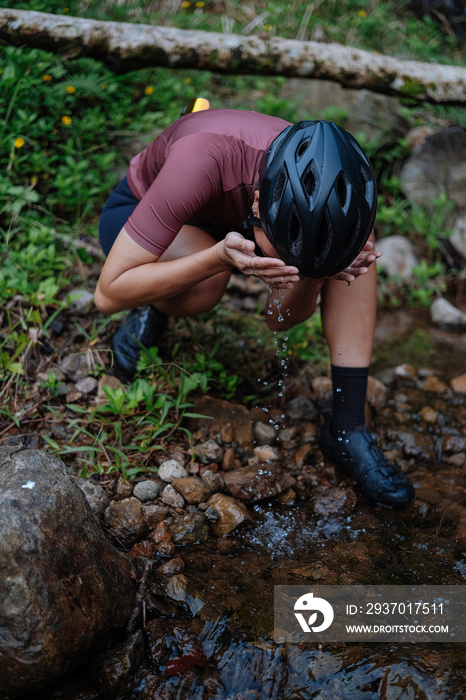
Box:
[27,307,466,700]
[131,309,466,699]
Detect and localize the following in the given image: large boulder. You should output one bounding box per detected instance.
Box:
[0,446,135,699]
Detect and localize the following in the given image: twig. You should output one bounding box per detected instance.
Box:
[125,561,152,635]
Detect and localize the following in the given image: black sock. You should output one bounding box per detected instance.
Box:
[330,365,369,436]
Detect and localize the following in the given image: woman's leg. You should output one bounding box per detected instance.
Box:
[154,225,232,317]
[319,261,414,508]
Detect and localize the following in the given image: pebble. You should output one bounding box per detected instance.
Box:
[75,477,110,517]
[196,439,224,464]
[201,469,225,493]
[169,513,209,545]
[160,484,185,509]
[59,353,91,382]
[144,504,170,525]
[171,476,211,504]
[451,373,466,393]
[113,477,133,501]
[253,445,281,462]
[254,421,277,445]
[104,497,150,547]
[133,480,162,502]
[157,459,189,482]
[207,493,251,536]
[75,376,99,394]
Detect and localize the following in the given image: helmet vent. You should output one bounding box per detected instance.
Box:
[303,166,317,198]
[288,207,303,257]
[296,140,310,160]
[336,173,350,210]
[313,212,332,265]
[273,169,286,206]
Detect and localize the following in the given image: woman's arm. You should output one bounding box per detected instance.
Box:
[94,228,231,315]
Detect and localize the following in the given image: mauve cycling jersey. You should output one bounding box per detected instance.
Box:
[124,109,289,256]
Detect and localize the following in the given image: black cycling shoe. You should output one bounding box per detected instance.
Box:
[111,305,168,380]
[320,417,415,508]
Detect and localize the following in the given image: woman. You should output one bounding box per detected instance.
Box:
[95,106,414,509]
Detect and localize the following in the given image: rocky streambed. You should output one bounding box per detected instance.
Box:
[2,304,466,699]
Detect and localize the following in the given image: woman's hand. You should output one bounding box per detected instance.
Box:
[331,241,381,284]
[219,231,300,289]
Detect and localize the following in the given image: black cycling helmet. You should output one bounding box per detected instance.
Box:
[258,120,377,278]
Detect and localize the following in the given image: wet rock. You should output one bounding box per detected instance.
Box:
[222,447,237,471]
[394,363,418,385]
[172,475,211,504]
[253,444,281,462]
[169,513,209,545]
[422,374,450,394]
[92,630,145,698]
[157,458,188,482]
[129,540,155,558]
[421,406,439,423]
[311,375,332,401]
[254,421,277,445]
[451,373,466,393]
[104,497,150,547]
[133,479,162,502]
[74,376,99,395]
[164,574,205,615]
[144,503,170,525]
[155,556,185,577]
[375,235,420,279]
[201,469,225,493]
[207,493,251,535]
[160,483,185,509]
[430,297,466,331]
[367,376,388,411]
[386,430,435,461]
[312,485,358,516]
[277,487,297,504]
[0,446,135,700]
[441,433,466,454]
[196,438,224,464]
[75,477,110,518]
[220,422,234,443]
[285,395,319,422]
[151,521,175,556]
[59,353,91,382]
[223,462,296,502]
[188,396,254,449]
[113,476,133,500]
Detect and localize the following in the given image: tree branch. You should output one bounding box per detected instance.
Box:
[1,9,466,105]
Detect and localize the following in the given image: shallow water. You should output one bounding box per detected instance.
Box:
[133,309,466,699]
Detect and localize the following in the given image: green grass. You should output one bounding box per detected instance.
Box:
[1,0,465,477]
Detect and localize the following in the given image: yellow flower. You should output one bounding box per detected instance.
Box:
[183,77,191,84]
[144,85,154,95]
[181,1,190,7]
[61,115,72,125]
[66,85,76,93]
[265,23,274,31]
[14,138,25,149]
[196,1,205,7]
[358,10,367,17]
[43,74,53,81]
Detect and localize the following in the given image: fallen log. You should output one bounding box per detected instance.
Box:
[1,8,466,105]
